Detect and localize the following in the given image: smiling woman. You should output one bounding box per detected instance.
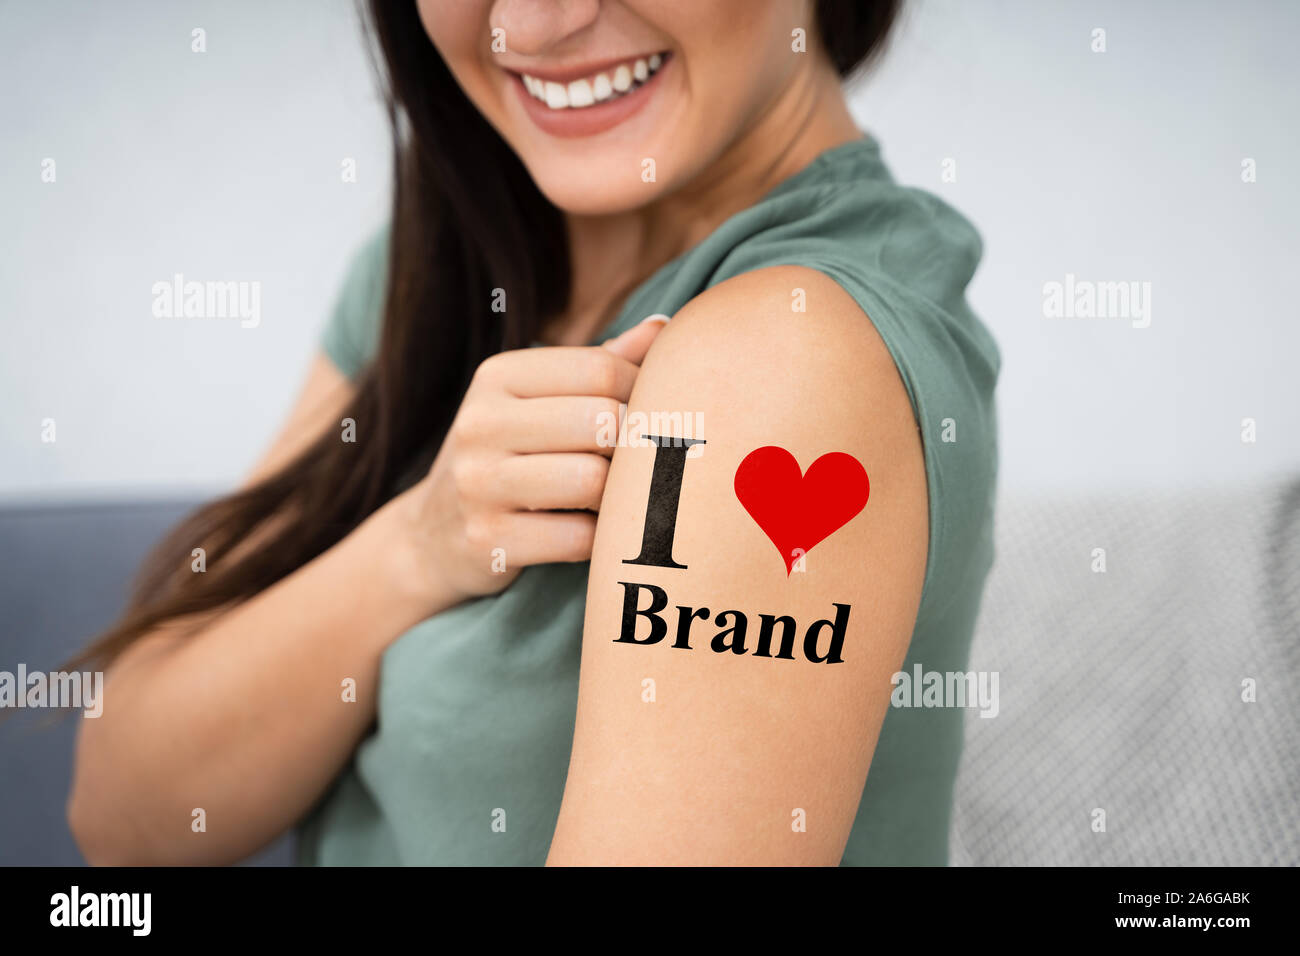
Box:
[66,0,999,868]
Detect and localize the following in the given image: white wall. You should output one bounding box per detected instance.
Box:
[2,0,1297,502]
[0,0,391,501]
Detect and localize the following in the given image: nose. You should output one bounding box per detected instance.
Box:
[489,0,601,56]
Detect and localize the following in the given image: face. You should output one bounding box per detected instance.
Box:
[417,0,814,216]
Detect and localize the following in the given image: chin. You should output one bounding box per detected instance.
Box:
[525,155,674,216]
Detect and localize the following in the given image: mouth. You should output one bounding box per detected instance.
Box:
[507,51,672,139]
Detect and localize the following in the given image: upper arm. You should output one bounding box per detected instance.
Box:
[548,265,930,865]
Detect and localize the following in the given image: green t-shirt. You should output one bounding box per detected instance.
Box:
[298,136,1000,865]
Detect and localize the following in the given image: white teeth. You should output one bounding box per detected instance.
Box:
[567,78,594,108]
[521,53,666,110]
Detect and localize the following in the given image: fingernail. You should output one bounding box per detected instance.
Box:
[639,313,671,326]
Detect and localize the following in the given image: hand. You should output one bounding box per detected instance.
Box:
[397,316,669,609]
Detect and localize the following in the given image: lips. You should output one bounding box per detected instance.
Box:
[506,52,672,138]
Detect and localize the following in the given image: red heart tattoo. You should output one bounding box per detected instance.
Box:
[733,446,870,574]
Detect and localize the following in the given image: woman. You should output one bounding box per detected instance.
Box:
[68,0,999,866]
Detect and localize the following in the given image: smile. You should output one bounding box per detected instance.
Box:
[508,52,672,138]
[520,52,668,110]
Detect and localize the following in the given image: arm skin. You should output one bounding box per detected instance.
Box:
[67,355,455,866]
[547,266,930,865]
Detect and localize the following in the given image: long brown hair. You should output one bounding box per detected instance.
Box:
[68,0,899,672]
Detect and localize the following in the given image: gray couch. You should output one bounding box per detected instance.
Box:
[0,499,292,866]
[3,477,1296,865]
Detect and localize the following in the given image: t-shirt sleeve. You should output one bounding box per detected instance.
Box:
[806,252,1000,623]
[320,226,390,381]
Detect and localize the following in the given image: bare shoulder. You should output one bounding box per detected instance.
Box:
[641,265,922,475]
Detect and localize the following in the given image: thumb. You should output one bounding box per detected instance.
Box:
[600,314,670,365]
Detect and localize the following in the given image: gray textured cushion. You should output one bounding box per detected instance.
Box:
[951,477,1300,865]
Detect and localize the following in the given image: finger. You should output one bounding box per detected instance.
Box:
[478,347,641,401]
[601,314,670,365]
[491,453,610,511]
[497,510,598,566]
[483,395,625,455]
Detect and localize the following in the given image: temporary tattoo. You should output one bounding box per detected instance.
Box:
[615,435,868,664]
[613,581,851,664]
[623,434,707,570]
[733,446,869,574]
